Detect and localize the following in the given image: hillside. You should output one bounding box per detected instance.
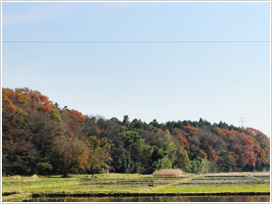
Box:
[2,88,270,176]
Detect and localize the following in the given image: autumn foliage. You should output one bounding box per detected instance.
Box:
[2,88,270,176]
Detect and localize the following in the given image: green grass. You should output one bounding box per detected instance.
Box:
[2,174,154,201]
[154,185,270,193]
[2,192,32,202]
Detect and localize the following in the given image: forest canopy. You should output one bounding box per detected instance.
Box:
[2,88,270,176]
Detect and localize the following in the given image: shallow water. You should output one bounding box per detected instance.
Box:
[177,183,254,187]
[26,195,270,202]
[192,179,253,183]
[81,183,158,187]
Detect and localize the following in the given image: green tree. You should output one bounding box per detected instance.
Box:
[174,147,190,172]
[87,136,112,175]
[201,160,218,173]
[216,151,238,172]
[190,157,204,173]
[152,156,172,170]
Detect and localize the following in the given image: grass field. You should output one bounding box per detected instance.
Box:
[2,172,270,202]
[154,185,269,193]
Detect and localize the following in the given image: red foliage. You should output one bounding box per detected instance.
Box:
[216,127,258,167]
[157,128,165,133]
[216,127,236,137]
[245,127,265,137]
[255,158,262,167]
[207,146,217,163]
[235,133,256,167]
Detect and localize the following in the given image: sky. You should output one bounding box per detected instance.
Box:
[2,2,271,136]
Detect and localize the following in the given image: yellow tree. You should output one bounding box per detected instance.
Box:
[53,136,90,177]
[87,136,112,175]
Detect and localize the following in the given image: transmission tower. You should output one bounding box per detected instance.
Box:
[238,117,247,128]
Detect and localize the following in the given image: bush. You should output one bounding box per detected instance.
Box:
[36,163,53,175]
[189,157,204,174]
[202,160,218,173]
[153,169,183,177]
[152,157,172,170]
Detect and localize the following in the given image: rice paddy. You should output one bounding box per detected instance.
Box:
[2,172,270,202]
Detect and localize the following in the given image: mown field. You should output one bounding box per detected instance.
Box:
[2,172,270,202]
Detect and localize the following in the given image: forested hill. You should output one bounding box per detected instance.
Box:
[2,88,270,176]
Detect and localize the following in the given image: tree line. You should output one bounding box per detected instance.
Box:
[2,88,270,176]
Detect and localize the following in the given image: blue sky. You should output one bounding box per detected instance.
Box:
[2,2,270,136]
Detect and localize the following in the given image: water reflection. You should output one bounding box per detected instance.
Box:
[27,195,270,202]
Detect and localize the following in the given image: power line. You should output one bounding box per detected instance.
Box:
[2,40,270,44]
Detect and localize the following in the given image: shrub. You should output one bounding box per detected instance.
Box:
[189,157,204,174]
[152,157,172,170]
[36,162,53,175]
[202,160,218,173]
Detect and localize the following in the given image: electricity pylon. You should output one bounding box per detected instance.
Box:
[238,117,247,128]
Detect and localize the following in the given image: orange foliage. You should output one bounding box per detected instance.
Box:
[69,109,88,121]
[30,91,52,112]
[40,95,49,103]
[216,127,236,136]
[21,87,30,94]
[68,132,74,138]
[176,133,188,148]
[31,91,42,101]
[184,125,198,135]
[5,88,16,98]
[207,146,217,163]
[40,102,51,112]
[3,95,17,112]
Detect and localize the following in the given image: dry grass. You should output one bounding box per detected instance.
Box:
[31,174,39,179]
[153,169,184,177]
[11,175,21,179]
